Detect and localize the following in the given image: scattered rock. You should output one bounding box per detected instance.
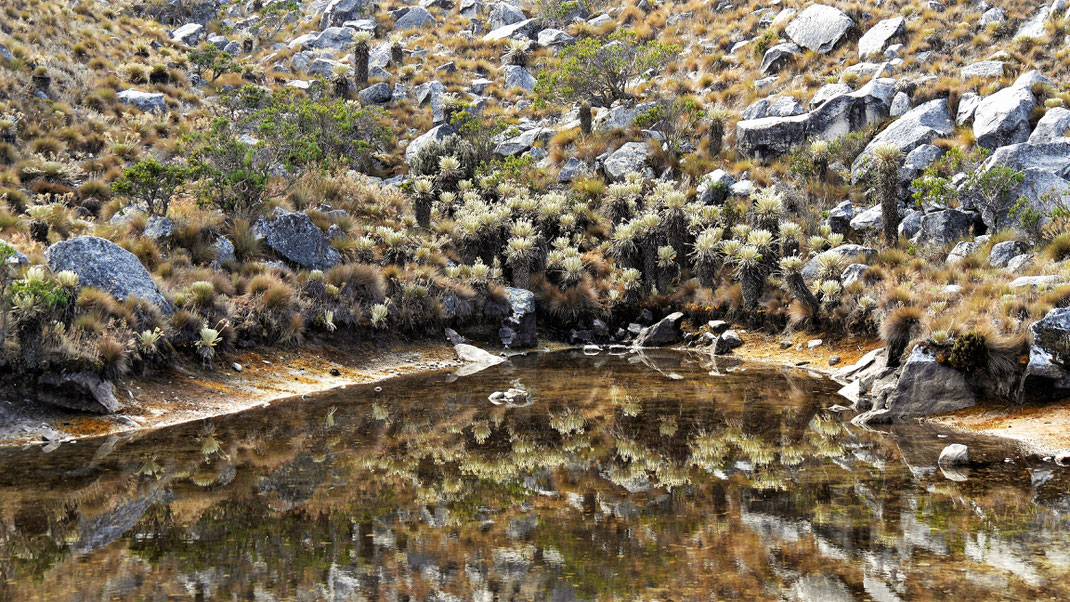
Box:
[990,240,1030,268]
[117,90,167,112]
[714,330,743,354]
[938,444,970,467]
[884,346,976,418]
[254,210,341,271]
[784,4,854,53]
[602,142,651,182]
[46,236,172,312]
[858,16,905,58]
[974,84,1036,150]
[37,372,118,414]
[634,312,684,347]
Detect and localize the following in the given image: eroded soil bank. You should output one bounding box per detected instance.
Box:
[1,332,1067,457]
[0,340,459,447]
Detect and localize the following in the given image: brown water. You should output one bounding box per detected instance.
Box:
[0,350,1068,601]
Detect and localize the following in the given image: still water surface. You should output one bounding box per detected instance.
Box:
[0,350,1068,600]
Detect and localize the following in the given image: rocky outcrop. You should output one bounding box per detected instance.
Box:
[1028,107,1070,143]
[854,346,976,423]
[320,0,379,28]
[1033,307,1070,367]
[405,123,456,162]
[602,142,651,182]
[46,236,171,311]
[500,287,536,348]
[37,372,119,413]
[807,79,894,142]
[973,84,1036,150]
[784,5,854,53]
[801,244,877,279]
[394,6,435,29]
[851,99,953,182]
[736,114,809,160]
[913,208,980,246]
[858,16,905,58]
[254,210,341,271]
[634,312,684,347]
[117,90,167,112]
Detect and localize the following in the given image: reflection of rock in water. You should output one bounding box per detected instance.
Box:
[74,485,169,554]
[256,452,329,511]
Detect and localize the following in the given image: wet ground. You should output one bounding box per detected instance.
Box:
[0,349,1067,600]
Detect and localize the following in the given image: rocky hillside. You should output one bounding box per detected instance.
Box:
[0,0,1069,415]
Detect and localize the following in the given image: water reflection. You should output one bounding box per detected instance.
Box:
[0,350,1067,600]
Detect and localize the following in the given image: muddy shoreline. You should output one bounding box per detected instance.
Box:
[1,332,1067,457]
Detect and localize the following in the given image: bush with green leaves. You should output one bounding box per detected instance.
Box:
[187,118,271,220]
[111,157,190,216]
[188,43,235,82]
[535,31,677,107]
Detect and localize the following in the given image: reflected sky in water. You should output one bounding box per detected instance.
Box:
[0,349,1068,601]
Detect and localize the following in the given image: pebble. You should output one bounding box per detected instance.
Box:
[374,386,382,392]
[807,339,823,349]
[779,341,793,349]
[232,363,243,372]
[828,355,841,366]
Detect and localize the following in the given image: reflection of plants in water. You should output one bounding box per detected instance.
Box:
[689,431,729,471]
[659,416,678,437]
[549,409,586,435]
[620,396,641,417]
[371,403,390,422]
[470,420,491,443]
[323,405,337,428]
[139,456,163,478]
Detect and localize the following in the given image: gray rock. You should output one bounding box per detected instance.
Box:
[405,123,456,162]
[538,28,574,47]
[979,7,1006,28]
[394,6,435,29]
[358,82,392,103]
[503,65,536,92]
[807,78,894,142]
[1016,1,1064,40]
[117,90,167,112]
[852,99,953,182]
[697,169,735,203]
[1028,107,1070,143]
[634,312,684,347]
[858,16,905,58]
[898,209,922,239]
[596,101,657,132]
[1022,343,1070,400]
[990,240,1030,268]
[946,241,978,264]
[254,210,341,271]
[978,139,1070,178]
[1011,274,1065,288]
[736,114,809,160]
[1033,307,1070,368]
[1006,253,1034,272]
[890,91,911,117]
[785,4,854,53]
[482,18,538,42]
[841,263,868,287]
[602,142,651,182]
[453,343,506,376]
[956,92,981,125]
[849,204,883,232]
[759,42,800,75]
[321,0,378,28]
[494,126,548,156]
[46,236,171,312]
[303,26,358,50]
[171,23,204,45]
[961,60,1005,80]
[502,287,536,348]
[973,84,1036,150]
[37,372,118,414]
[914,208,979,246]
[489,2,525,30]
[883,346,976,418]
[714,330,743,354]
[460,0,482,17]
[306,57,345,78]
[900,143,944,184]
[938,444,970,466]
[810,83,852,108]
[827,200,853,233]
[143,216,174,241]
[558,157,593,182]
[213,237,236,263]
[989,167,1070,231]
